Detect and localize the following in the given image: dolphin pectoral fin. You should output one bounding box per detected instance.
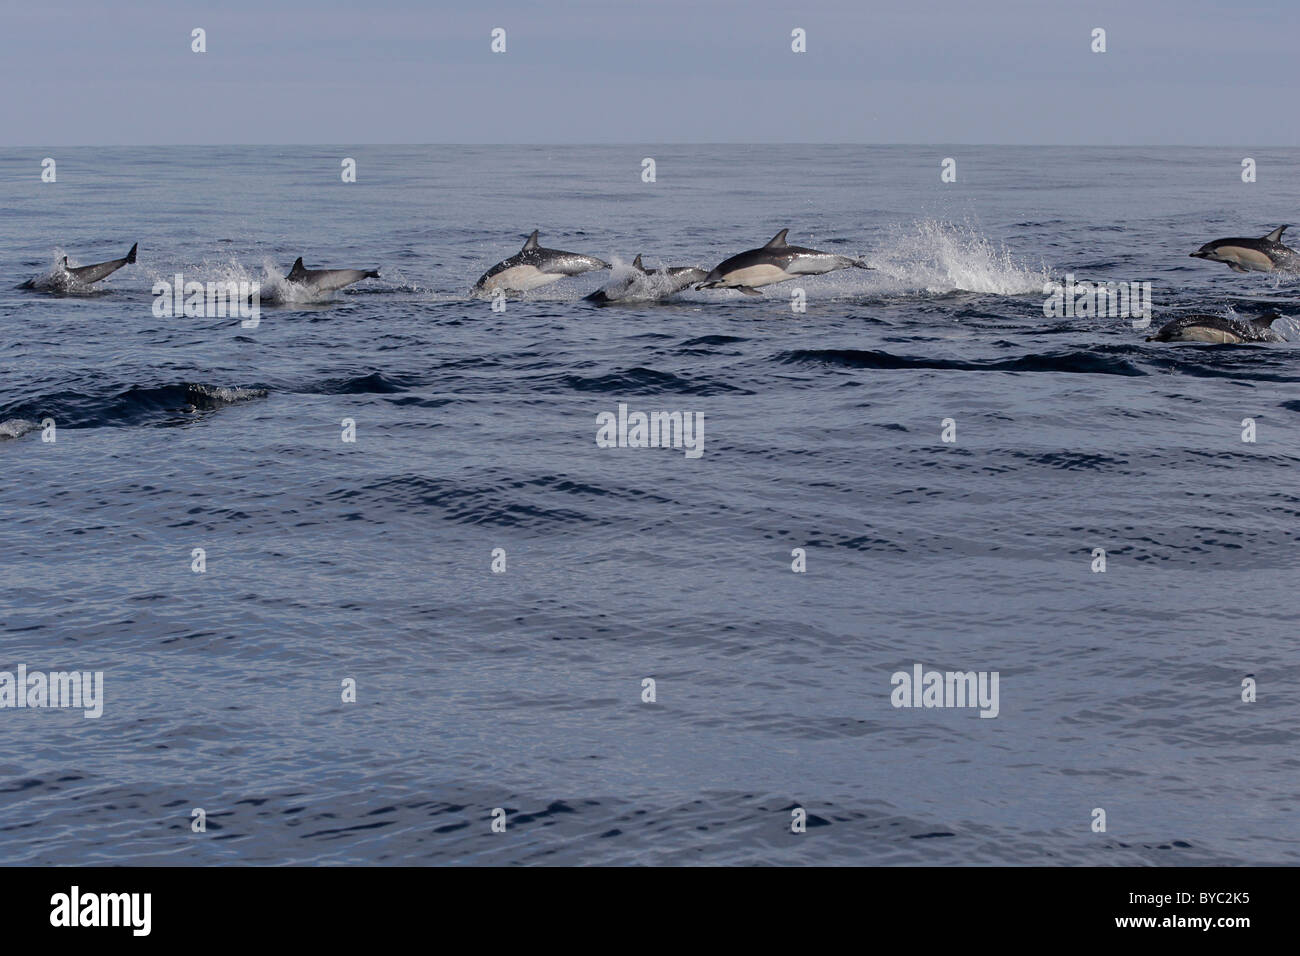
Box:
[1227,263,1248,273]
[736,286,763,296]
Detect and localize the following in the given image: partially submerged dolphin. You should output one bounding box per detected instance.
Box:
[475,230,609,293]
[1189,226,1300,273]
[1146,312,1286,344]
[696,229,870,295]
[64,242,137,285]
[584,255,707,304]
[284,257,380,293]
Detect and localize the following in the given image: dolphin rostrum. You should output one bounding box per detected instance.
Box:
[696,229,870,295]
[1189,226,1300,274]
[63,242,137,285]
[285,257,380,293]
[1146,312,1286,344]
[585,255,707,304]
[475,230,610,293]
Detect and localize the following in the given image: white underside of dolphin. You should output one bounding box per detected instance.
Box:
[698,229,869,295]
[483,264,568,292]
[475,230,609,294]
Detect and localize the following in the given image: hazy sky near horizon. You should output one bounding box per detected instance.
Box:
[1,0,1296,146]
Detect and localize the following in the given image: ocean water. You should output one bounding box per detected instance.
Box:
[0,145,1297,865]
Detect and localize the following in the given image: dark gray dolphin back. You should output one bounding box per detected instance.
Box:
[65,242,139,284]
[1253,311,1284,330]
[1147,312,1287,343]
[283,257,381,293]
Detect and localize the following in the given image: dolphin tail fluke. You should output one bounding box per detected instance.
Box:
[125,243,138,264]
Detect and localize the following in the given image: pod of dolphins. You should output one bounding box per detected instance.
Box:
[471,227,870,298]
[29,223,1300,344]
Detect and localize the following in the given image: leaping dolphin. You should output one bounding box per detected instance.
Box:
[585,255,708,304]
[1146,312,1286,344]
[284,257,380,293]
[475,230,609,293]
[63,242,137,285]
[696,229,870,295]
[1189,226,1300,273]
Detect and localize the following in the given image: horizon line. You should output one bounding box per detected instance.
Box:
[3,142,1296,150]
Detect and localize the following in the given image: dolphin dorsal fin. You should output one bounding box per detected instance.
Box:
[764,229,790,248]
[522,230,540,252]
[1253,311,1282,326]
[288,257,306,279]
[62,256,68,267]
[1264,225,1289,243]
[632,255,645,271]
[125,242,137,264]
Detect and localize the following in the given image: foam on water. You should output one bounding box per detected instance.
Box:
[866,219,1052,296]
[20,250,108,295]
[0,419,39,441]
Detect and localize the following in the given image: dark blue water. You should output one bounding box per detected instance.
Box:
[1,146,1297,864]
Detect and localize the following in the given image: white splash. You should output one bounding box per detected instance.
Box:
[866,220,1051,296]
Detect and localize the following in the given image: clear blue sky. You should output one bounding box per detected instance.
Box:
[2,0,1296,145]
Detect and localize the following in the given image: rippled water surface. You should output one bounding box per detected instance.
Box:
[1,146,1297,864]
